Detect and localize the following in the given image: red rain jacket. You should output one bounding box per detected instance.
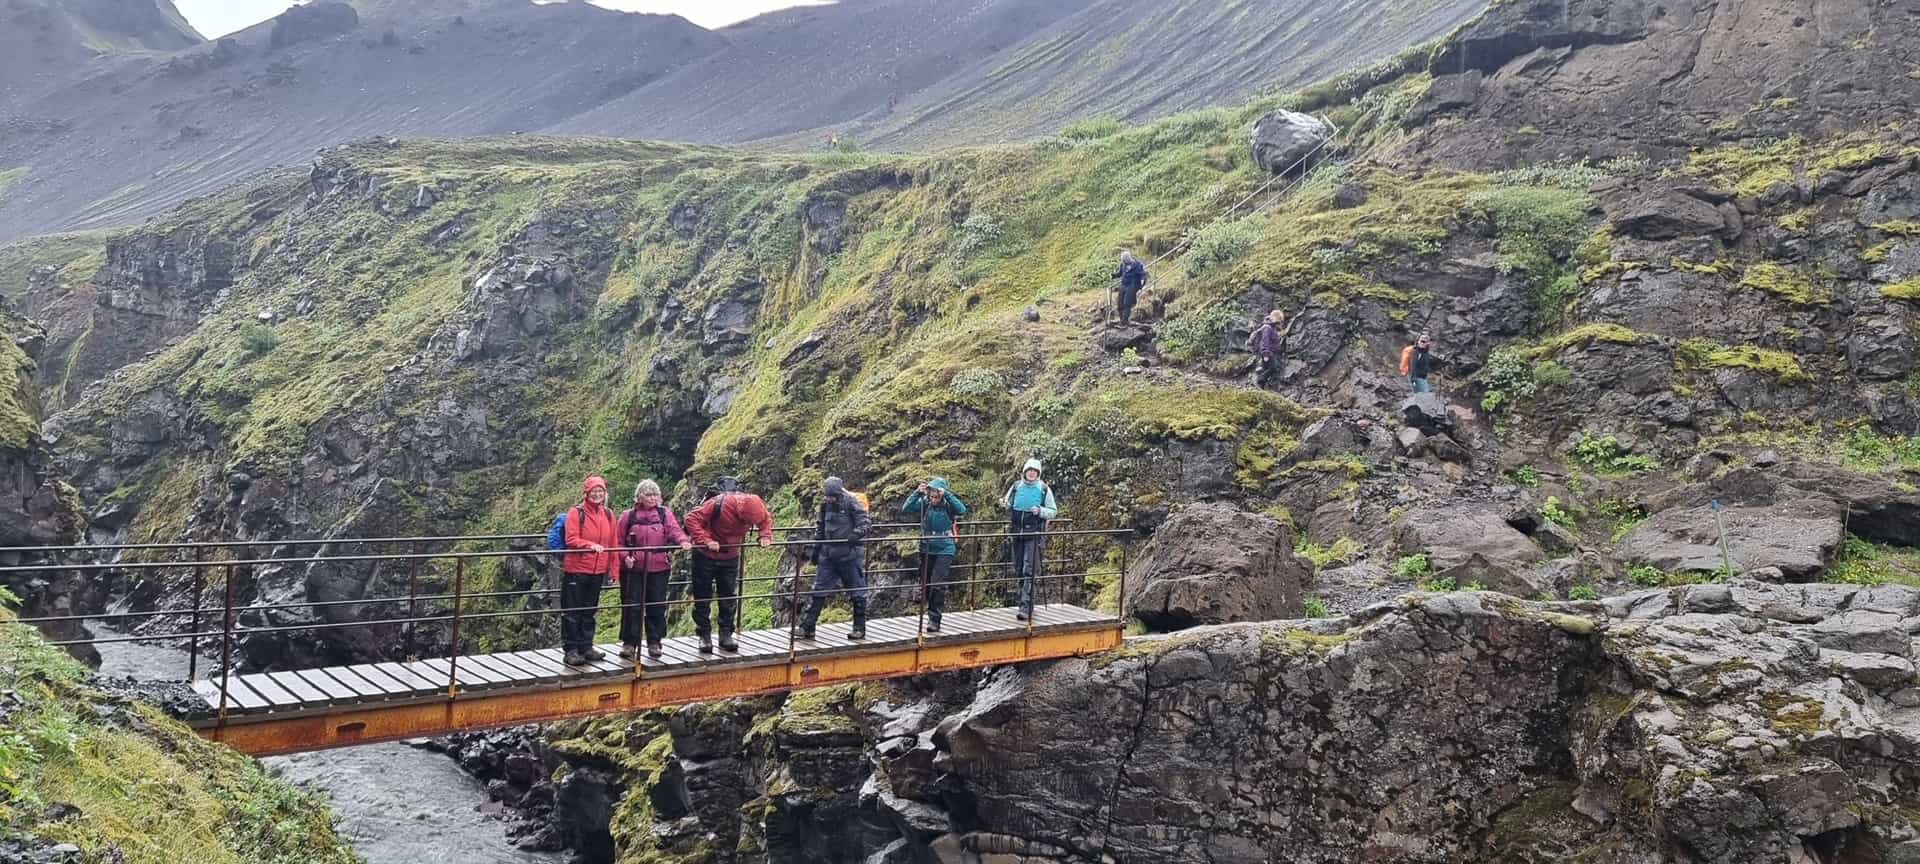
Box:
[563,476,620,578]
[683,492,774,561]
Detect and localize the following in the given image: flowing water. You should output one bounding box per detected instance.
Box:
[89,623,561,864]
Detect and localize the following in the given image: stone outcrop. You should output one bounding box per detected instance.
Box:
[268,1,358,49]
[1617,498,1846,580]
[1248,110,1332,175]
[473,583,1920,863]
[1122,503,1308,631]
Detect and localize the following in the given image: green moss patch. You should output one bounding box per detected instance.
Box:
[1738,262,1830,306]
[0,610,355,863]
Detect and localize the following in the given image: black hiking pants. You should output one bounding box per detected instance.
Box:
[923,553,953,628]
[690,551,739,637]
[1118,285,1140,323]
[619,567,671,646]
[559,573,603,652]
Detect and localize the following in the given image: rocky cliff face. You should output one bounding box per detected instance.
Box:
[444,583,1920,863]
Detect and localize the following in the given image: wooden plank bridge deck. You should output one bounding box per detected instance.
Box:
[190,604,1121,755]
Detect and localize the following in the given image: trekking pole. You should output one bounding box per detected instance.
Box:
[1711,499,1735,579]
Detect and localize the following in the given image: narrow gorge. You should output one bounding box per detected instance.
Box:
[6,0,1920,861]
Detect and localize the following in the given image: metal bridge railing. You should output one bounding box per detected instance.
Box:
[2,522,1133,726]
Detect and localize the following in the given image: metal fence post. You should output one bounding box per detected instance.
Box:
[186,548,204,681]
[405,541,421,662]
[217,563,236,722]
[447,555,463,699]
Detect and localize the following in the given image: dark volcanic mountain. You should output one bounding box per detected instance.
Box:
[0,0,1483,242]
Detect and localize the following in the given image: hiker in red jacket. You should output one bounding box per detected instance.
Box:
[681,476,774,654]
[561,475,620,666]
[616,479,691,660]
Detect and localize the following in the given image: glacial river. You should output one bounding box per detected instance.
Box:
[90,624,560,864]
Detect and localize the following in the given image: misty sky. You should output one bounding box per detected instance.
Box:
[174,0,833,38]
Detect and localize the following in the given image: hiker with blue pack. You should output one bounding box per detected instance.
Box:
[615,479,691,660]
[902,477,966,633]
[555,475,619,666]
[1002,458,1058,621]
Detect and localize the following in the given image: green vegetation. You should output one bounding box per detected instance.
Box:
[1396,553,1431,580]
[1882,277,1920,300]
[1302,596,1330,619]
[1418,575,1456,592]
[1294,536,1363,569]
[1572,436,1656,475]
[1831,534,1920,587]
[1506,465,1539,486]
[0,607,354,863]
[1675,338,1809,383]
[1465,184,1593,312]
[1475,346,1573,413]
[0,167,25,200]
[1541,496,1575,528]
[1158,304,1243,363]
[1737,262,1830,306]
[1685,134,1907,198]
[1568,584,1599,601]
[1628,565,1666,587]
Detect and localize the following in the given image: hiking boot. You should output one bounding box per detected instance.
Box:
[1015,609,1029,622]
[563,650,586,666]
[647,641,663,659]
[796,627,816,641]
[926,620,941,634]
[718,634,739,653]
[618,644,638,660]
[580,646,606,662]
[848,625,866,641]
[697,634,713,654]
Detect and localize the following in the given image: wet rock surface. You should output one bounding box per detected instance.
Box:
[470,583,1920,863]
[1122,503,1307,631]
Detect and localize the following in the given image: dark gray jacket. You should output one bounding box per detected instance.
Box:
[814,496,871,564]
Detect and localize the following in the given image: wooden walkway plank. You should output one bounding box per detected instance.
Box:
[239,673,301,708]
[292,669,360,701]
[190,605,1121,718]
[265,671,331,705]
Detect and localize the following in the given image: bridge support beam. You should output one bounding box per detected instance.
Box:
[196,625,1122,756]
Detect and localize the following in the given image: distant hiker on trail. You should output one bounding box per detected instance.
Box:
[1401,334,1435,393]
[1250,309,1288,389]
[799,477,873,641]
[1002,458,1058,621]
[683,476,774,654]
[1115,250,1148,324]
[903,477,968,633]
[616,480,691,661]
[560,475,619,666]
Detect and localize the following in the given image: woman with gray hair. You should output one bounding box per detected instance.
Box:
[615,479,692,659]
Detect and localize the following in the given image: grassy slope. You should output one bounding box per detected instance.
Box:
[0,607,357,863]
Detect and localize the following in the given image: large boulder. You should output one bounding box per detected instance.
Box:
[1123,503,1308,631]
[1604,187,1730,240]
[1393,504,1545,577]
[1617,498,1846,579]
[1248,110,1332,175]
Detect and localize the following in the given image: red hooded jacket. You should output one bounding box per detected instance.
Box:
[683,492,774,561]
[563,476,620,578]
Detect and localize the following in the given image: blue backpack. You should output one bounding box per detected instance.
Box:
[545,509,575,556]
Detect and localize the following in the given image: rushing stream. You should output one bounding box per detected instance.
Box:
[89,623,561,864]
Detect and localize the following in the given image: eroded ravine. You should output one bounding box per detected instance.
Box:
[88,622,560,864]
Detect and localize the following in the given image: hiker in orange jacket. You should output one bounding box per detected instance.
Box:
[560,475,620,666]
[681,476,774,654]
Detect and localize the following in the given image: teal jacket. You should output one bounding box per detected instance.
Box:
[903,482,968,556]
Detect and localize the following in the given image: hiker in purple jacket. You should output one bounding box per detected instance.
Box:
[616,479,692,660]
[1250,309,1287,389]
